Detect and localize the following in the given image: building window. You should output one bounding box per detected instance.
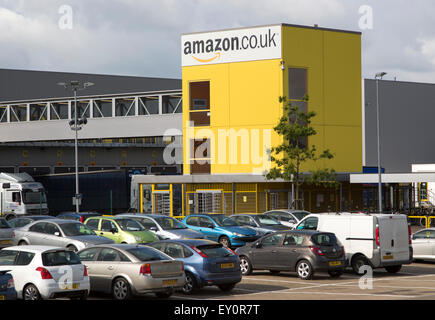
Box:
[0,106,7,122]
[30,104,48,121]
[162,95,182,114]
[10,105,27,122]
[190,138,211,174]
[189,81,210,126]
[138,96,159,115]
[93,99,113,118]
[50,102,68,120]
[72,101,90,119]
[288,68,308,148]
[115,98,135,117]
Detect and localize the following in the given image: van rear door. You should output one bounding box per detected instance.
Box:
[377,215,410,264]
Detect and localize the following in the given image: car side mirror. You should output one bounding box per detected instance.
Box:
[150,227,158,232]
[54,232,61,237]
[255,242,262,249]
[412,235,416,240]
[111,228,118,234]
[207,224,215,229]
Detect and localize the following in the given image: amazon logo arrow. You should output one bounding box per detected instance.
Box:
[192,52,221,63]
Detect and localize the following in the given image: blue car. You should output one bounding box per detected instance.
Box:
[148,239,241,294]
[0,270,17,300]
[181,214,259,247]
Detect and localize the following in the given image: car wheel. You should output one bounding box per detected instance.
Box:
[67,245,78,252]
[219,236,231,247]
[23,284,41,301]
[296,260,314,280]
[155,290,173,298]
[112,277,132,300]
[182,272,198,295]
[385,265,402,273]
[18,240,28,246]
[351,255,370,275]
[239,256,253,275]
[328,270,343,278]
[217,283,236,292]
[269,270,280,275]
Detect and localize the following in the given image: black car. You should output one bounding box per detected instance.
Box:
[230,214,291,236]
[7,215,55,228]
[235,230,346,280]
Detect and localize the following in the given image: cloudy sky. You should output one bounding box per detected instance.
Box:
[1,0,435,83]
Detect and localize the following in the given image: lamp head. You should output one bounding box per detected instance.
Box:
[375,72,387,79]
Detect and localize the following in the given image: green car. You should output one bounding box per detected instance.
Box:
[84,216,158,244]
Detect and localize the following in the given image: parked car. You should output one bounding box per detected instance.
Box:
[0,218,13,249]
[181,214,259,248]
[148,239,241,294]
[117,213,205,240]
[294,212,413,274]
[76,244,185,300]
[83,216,159,244]
[0,245,90,300]
[0,270,17,300]
[411,228,435,261]
[12,219,114,252]
[230,214,291,236]
[236,230,346,280]
[263,210,311,228]
[56,211,102,223]
[8,215,55,229]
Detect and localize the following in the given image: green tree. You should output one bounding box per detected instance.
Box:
[265,96,337,209]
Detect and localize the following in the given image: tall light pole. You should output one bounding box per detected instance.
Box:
[58,81,94,213]
[375,72,387,213]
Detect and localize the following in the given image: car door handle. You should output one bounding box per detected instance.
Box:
[292,249,297,252]
[271,250,277,253]
[107,266,114,270]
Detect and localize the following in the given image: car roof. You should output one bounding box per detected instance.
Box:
[12,215,54,220]
[58,212,100,216]
[29,218,80,225]
[117,214,171,219]
[79,243,145,251]
[3,245,67,253]
[151,239,218,247]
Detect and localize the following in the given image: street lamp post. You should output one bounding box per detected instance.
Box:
[57,81,94,213]
[375,72,387,213]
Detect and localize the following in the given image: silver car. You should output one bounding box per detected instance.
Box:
[77,244,185,300]
[12,219,114,252]
[118,214,205,240]
[412,228,435,261]
[263,210,311,228]
[0,218,13,248]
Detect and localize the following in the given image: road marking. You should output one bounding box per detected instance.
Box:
[282,291,416,298]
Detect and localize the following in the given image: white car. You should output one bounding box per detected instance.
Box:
[0,245,90,300]
[263,210,311,228]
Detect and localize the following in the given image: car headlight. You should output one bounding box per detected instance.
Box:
[233,232,245,237]
[134,236,142,242]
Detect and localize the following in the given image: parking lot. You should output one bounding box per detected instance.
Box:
[85,261,435,301]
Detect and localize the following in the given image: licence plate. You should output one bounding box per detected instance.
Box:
[61,283,79,290]
[220,263,234,269]
[162,279,177,286]
[329,261,342,266]
[0,240,10,245]
[0,295,4,300]
[383,255,394,260]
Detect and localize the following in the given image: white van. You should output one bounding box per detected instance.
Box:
[294,213,413,274]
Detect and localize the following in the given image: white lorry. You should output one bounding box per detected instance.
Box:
[294,212,413,274]
[0,173,49,220]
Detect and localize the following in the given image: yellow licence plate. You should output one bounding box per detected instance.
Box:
[162,279,177,286]
[61,283,79,290]
[221,263,234,269]
[329,261,342,266]
[0,240,11,245]
[383,255,394,260]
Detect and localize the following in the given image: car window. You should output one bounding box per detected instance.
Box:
[126,247,171,261]
[292,211,310,221]
[279,214,296,223]
[414,230,435,239]
[211,215,238,227]
[154,217,187,230]
[183,246,193,258]
[0,250,19,265]
[86,219,100,231]
[77,248,100,261]
[98,248,121,262]
[257,215,280,226]
[29,222,47,233]
[137,218,158,230]
[283,234,304,246]
[45,223,61,235]
[9,218,28,228]
[261,233,284,247]
[101,220,117,232]
[42,250,81,266]
[186,217,199,227]
[148,243,164,251]
[197,244,235,258]
[61,223,96,236]
[115,219,144,232]
[297,217,318,231]
[311,233,339,246]
[164,243,185,258]
[16,251,35,265]
[199,217,213,228]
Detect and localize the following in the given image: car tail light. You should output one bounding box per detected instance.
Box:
[36,267,53,280]
[341,246,345,257]
[181,262,184,272]
[190,246,207,258]
[83,265,88,277]
[375,227,380,246]
[7,278,14,289]
[140,263,151,275]
[11,231,15,238]
[309,246,324,256]
[80,216,84,223]
[225,247,238,256]
[408,225,412,245]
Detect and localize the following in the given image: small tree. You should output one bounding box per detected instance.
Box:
[265,96,337,209]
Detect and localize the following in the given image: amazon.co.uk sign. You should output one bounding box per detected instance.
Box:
[181,25,282,67]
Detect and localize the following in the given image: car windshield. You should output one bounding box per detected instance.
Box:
[292,211,310,221]
[197,244,234,258]
[115,219,144,231]
[21,189,47,204]
[0,219,11,229]
[154,217,187,230]
[311,233,340,246]
[60,223,96,236]
[42,250,81,266]
[127,247,171,261]
[210,215,238,227]
[256,215,280,226]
